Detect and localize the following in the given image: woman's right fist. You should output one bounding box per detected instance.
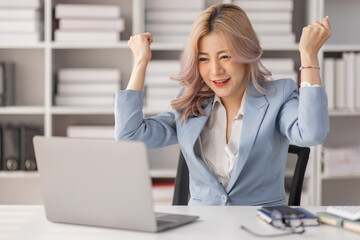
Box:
[127,32,153,63]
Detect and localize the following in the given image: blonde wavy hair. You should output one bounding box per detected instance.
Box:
[171,3,271,122]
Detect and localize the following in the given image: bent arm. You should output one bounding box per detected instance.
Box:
[114,90,178,149]
[279,17,331,145]
[278,79,329,146]
[113,32,178,148]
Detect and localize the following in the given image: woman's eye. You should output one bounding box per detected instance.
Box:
[199,58,208,62]
[221,55,231,59]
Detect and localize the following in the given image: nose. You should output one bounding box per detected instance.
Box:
[210,60,224,76]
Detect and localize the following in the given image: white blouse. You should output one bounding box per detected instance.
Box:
[199,92,246,190]
[199,82,318,189]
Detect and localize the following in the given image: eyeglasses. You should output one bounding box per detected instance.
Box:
[240,209,305,238]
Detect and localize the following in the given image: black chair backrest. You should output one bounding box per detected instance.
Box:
[172,151,189,206]
[285,145,310,206]
[172,145,310,206]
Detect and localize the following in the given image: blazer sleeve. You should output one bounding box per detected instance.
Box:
[277,79,329,146]
[114,90,178,149]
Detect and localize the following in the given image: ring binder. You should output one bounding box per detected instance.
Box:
[20,125,41,171]
[3,124,20,171]
[0,63,15,106]
[0,125,3,170]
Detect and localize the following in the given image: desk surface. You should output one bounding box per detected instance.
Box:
[0,205,358,240]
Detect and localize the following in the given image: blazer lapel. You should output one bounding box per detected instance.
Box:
[180,98,227,190]
[226,88,269,193]
[180,99,213,151]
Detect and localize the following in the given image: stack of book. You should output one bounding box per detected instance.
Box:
[145,0,205,43]
[257,207,319,226]
[0,0,43,43]
[323,53,360,111]
[233,0,295,45]
[323,146,360,177]
[261,58,297,85]
[54,3,124,42]
[317,206,360,234]
[0,62,15,106]
[55,68,121,107]
[145,60,182,110]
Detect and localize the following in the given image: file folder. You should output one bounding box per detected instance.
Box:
[20,125,41,170]
[3,125,20,171]
[0,125,3,170]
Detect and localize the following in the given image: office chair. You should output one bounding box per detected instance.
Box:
[172,144,310,206]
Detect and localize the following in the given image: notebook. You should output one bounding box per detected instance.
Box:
[33,136,199,232]
[326,206,360,221]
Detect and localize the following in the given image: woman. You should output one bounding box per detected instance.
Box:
[114,4,331,206]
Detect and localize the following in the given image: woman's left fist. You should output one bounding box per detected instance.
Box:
[299,16,332,56]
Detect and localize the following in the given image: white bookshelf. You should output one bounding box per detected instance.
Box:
[260,43,299,51]
[0,107,45,114]
[324,44,360,52]
[0,43,46,49]
[0,172,43,205]
[321,175,360,180]
[50,107,114,115]
[329,111,360,117]
[150,42,187,51]
[1,168,175,179]
[0,0,359,205]
[316,0,360,205]
[0,171,40,178]
[50,41,129,49]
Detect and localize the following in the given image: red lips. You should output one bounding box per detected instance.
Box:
[212,78,230,87]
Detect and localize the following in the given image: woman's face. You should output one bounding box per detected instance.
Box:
[198,32,247,104]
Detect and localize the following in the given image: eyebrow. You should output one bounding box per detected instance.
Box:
[198,50,227,55]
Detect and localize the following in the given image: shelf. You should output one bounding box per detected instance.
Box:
[0,106,45,115]
[0,170,175,179]
[51,107,114,115]
[261,43,299,51]
[0,171,40,179]
[329,110,360,116]
[150,169,176,179]
[0,42,46,49]
[50,41,129,49]
[0,170,176,179]
[151,42,185,51]
[321,175,360,180]
[324,44,360,52]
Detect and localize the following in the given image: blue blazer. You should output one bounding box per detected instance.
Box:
[114,79,329,206]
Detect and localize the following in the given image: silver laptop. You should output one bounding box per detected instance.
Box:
[33,136,198,232]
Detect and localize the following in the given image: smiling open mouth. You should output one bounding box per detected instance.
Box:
[212,78,230,87]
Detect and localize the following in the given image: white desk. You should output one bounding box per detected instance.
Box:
[0,205,358,240]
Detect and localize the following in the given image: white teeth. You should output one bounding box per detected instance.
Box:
[213,79,228,83]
